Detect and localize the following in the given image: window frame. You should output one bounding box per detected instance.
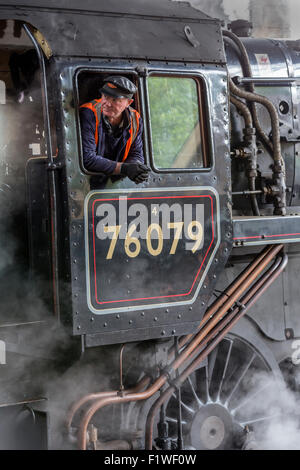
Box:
[145,71,210,174]
[74,67,145,176]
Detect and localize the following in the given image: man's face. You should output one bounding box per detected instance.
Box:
[101,94,133,121]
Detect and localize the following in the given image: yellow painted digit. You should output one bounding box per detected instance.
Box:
[125,223,141,258]
[168,221,184,255]
[146,223,163,256]
[104,225,121,259]
[187,220,203,253]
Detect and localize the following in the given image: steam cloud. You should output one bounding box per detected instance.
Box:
[175,0,300,39]
[233,369,300,450]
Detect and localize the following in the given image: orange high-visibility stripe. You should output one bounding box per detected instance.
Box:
[80,98,140,160]
[122,128,133,162]
[80,98,102,146]
[122,109,140,161]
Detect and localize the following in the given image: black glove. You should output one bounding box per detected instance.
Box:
[120,163,150,184]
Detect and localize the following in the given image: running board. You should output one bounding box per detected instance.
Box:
[233,215,300,246]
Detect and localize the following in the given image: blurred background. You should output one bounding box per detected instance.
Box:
[175,0,300,39]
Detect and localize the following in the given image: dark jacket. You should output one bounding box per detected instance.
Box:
[79,106,144,174]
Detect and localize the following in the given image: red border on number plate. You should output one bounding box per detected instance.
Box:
[91,195,215,305]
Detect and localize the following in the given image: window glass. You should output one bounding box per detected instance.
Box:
[148,76,205,169]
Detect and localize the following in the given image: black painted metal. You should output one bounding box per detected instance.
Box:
[22,23,61,320]
[233,214,300,246]
[2,0,300,451]
[7,0,300,350]
[1,4,299,348]
[235,77,298,85]
[56,57,232,345]
[25,158,52,288]
[0,1,225,64]
[225,36,300,215]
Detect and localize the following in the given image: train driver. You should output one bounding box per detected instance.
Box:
[79,75,150,184]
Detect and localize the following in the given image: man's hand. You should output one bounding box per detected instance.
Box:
[120,163,150,184]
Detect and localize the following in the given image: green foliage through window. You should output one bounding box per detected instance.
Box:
[148,76,203,169]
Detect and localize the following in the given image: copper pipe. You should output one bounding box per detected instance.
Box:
[170,244,282,372]
[78,245,281,449]
[201,245,273,324]
[77,245,281,449]
[66,375,150,431]
[181,252,287,388]
[173,254,283,376]
[201,255,284,347]
[87,424,133,450]
[172,245,274,355]
[119,344,125,393]
[70,246,274,434]
[78,375,167,449]
[166,251,283,386]
[96,439,132,450]
[145,251,287,448]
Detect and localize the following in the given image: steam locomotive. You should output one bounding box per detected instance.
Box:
[0,0,300,450]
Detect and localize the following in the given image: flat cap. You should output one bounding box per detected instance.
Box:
[100,76,137,99]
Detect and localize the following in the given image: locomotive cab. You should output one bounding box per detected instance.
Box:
[72,65,228,345]
[0,7,231,347]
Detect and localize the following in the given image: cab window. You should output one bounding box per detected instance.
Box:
[76,70,140,173]
[147,75,208,170]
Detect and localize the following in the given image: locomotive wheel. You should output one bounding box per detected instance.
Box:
[163,319,284,450]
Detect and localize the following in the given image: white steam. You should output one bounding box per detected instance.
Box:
[223,0,249,20]
[175,0,300,39]
[234,370,300,450]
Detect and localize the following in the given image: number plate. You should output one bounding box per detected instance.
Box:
[85,187,220,314]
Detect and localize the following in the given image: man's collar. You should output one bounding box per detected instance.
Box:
[102,109,130,131]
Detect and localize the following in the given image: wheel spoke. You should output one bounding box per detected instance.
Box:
[240,412,283,426]
[207,345,219,390]
[205,363,210,402]
[164,333,284,450]
[231,381,272,414]
[217,339,233,401]
[187,376,203,408]
[225,353,256,407]
[165,415,187,425]
[180,400,196,415]
[172,393,196,415]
